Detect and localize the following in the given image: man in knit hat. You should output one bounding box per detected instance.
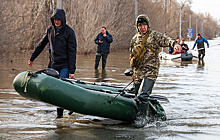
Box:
[130,14,177,128]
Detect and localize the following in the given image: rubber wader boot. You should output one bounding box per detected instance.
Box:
[95,55,101,69]
[198,53,201,60]
[102,54,108,70]
[201,53,205,60]
[102,63,106,70]
[57,108,64,118]
[134,84,140,96]
[134,78,155,128]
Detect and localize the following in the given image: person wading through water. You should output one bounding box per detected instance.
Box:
[192,33,209,60]
[129,14,177,128]
[94,27,113,70]
[28,9,77,118]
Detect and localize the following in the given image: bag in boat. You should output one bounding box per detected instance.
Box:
[174,44,182,54]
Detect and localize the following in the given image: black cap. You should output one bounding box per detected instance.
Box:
[197,33,201,36]
[137,18,147,24]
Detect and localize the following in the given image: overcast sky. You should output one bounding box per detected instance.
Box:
[190,0,219,21]
[176,0,219,22]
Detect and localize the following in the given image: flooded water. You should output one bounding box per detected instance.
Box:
[1,38,220,139]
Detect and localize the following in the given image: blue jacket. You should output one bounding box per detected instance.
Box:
[192,36,209,50]
[94,31,113,54]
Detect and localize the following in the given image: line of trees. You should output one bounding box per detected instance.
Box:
[1,0,219,54]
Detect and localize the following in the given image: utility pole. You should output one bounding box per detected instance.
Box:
[189,14,191,41]
[201,21,203,34]
[162,0,168,53]
[165,0,167,35]
[196,16,198,36]
[179,7,181,40]
[135,0,138,20]
[57,0,62,9]
[189,15,191,29]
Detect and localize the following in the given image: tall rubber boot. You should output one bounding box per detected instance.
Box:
[102,54,108,70]
[134,78,155,128]
[133,84,140,102]
[135,101,150,128]
[57,108,64,118]
[198,51,201,61]
[95,55,101,69]
[133,83,140,96]
[138,78,155,103]
[201,53,205,60]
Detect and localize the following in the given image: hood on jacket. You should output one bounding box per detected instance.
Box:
[135,14,151,33]
[50,9,66,27]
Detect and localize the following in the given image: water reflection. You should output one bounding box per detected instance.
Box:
[1,38,220,139]
[180,61,192,66]
[197,60,205,70]
[94,69,107,82]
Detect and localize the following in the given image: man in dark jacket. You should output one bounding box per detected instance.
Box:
[28,9,77,118]
[181,39,189,53]
[94,27,113,69]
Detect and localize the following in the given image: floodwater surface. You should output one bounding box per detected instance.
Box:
[0,38,220,139]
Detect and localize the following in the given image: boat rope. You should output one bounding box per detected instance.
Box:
[20,71,33,92]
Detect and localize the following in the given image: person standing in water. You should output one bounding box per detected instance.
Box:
[94,27,113,70]
[28,9,77,118]
[129,14,177,128]
[192,34,209,60]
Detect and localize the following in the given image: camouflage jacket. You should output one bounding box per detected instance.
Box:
[130,14,176,84]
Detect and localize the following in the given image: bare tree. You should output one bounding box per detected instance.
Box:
[63,0,135,54]
[0,0,219,56]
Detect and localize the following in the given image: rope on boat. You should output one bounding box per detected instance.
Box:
[20,71,33,92]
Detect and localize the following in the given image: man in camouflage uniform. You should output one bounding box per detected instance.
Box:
[130,14,177,128]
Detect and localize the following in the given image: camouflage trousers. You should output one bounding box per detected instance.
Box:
[133,66,159,84]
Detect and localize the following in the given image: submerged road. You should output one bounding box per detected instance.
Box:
[0,38,220,139]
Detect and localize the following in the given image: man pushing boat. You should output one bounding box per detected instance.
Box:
[28,9,77,118]
[129,14,177,128]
